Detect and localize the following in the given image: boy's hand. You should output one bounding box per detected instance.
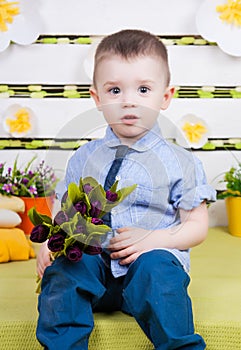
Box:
[108,203,209,266]
[36,241,52,278]
[108,227,154,265]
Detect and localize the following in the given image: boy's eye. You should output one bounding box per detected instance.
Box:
[138,86,149,94]
[109,87,121,95]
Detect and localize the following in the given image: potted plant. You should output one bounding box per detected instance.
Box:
[0,155,58,234]
[217,160,241,237]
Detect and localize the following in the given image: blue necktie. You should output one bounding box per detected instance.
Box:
[103,145,129,227]
[102,145,129,277]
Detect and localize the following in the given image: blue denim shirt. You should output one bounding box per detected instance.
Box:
[56,123,216,272]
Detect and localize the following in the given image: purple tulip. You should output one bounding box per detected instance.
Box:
[106,190,118,202]
[83,183,93,194]
[91,217,104,225]
[47,232,66,252]
[90,200,102,218]
[85,242,102,255]
[61,190,68,205]
[54,210,69,226]
[66,243,83,262]
[30,224,50,243]
[74,201,87,215]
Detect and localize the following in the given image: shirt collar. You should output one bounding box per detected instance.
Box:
[103,123,165,152]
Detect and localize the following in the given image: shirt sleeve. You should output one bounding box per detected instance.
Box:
[170,156,216,211]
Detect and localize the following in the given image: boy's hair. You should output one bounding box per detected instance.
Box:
[93,29,170,87]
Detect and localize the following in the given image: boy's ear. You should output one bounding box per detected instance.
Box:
[89,86,102,111]
[160,86,175,110]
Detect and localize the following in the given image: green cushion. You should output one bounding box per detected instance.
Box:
[0,227,241,349]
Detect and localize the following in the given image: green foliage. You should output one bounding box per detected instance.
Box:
[217,163,241,199]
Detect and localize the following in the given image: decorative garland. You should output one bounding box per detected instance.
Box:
[1,85,241,99]
[34,35,215,47]
[0,138,240,151]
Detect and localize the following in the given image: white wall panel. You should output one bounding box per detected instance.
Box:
[0,45,91,84]
[39,0,201,35]
[162,99,241,139]
[0,99,105,138]
[0,98,240,139]
[1,45,241,85]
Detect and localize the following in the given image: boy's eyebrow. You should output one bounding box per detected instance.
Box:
[103,79,156,87]
[137,79,156,85]
[103,81,119,87]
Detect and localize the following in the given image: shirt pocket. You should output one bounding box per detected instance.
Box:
[128,184,170,228]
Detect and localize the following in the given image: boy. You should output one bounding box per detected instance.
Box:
[36,29,216,349]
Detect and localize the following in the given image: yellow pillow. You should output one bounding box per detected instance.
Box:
[0,195,25,213]
[0,228,35,263]
[0,209,22,228]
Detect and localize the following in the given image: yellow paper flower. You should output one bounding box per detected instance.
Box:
[0,0,42,52]
[0,0,19,32]
[176,114,209,149]
[216,0,241,27]
[6,108,31,134]
[3,104,35,137]
[196,0,241,56]
[182,122,208,143]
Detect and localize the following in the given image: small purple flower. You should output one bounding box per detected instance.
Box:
[54,210,69,226]
[74,201,87,215]
[2,183,13,193]
[66,243,83,262]
[21,177,29,185]
[28,170,34,178]
[91,217,104,225]
[83,183,93,194]
[106,190,118,202]
[90,200,102,218]
[47,231,66,252]
[29,185,38,196]
[30,224,50,243]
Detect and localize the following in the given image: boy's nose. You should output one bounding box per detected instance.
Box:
[121,100,137,108]
[121,94,137,108]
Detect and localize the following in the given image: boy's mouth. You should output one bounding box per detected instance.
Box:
[121,115,139,125]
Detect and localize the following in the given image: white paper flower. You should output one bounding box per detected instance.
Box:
[196,0,241,57]
[2,104,35,137]
[0,0,42,52]
[176,114,209,149]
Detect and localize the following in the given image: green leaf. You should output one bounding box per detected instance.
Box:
[68,182,82,204]
[28,207,52,225]
[84,231,109,246]
[85,219,110,235]
[81,176,100,190]
[110,180,119,193]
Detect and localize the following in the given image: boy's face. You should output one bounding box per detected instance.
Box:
[90,55,174,145]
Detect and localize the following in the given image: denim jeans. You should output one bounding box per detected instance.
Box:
[37,250,205,350]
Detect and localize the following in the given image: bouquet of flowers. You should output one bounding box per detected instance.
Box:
[0,155,58,198]
[29,176,136,263]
